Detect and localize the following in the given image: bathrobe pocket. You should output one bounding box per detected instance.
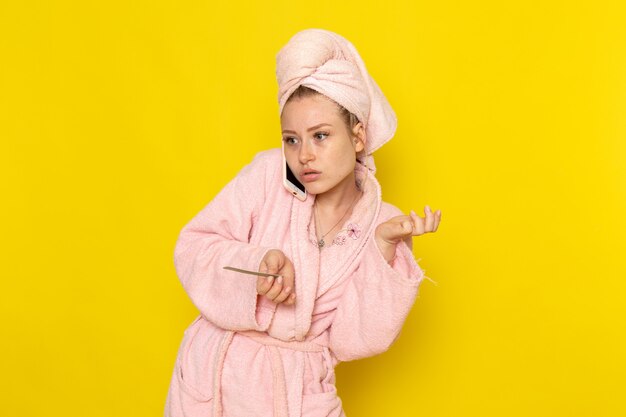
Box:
[301,348,343,416]
[301,390,343,416]
[176,316,220,403]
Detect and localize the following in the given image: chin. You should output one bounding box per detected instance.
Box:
[303,186,324,196]
[303,183,331,196]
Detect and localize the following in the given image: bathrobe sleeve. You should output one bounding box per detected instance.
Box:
[173,151,279,331]
[328,205,425,362]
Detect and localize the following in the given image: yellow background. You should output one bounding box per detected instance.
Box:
[1,1,625,416]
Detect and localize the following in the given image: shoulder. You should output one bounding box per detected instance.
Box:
[237,148,282,181]
[249,148,282,167]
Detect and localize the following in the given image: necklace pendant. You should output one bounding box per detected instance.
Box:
[317,238,325,249]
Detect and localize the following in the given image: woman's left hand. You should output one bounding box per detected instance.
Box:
[375,205,442,263]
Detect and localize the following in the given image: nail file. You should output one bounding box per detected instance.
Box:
[223,266,281,278]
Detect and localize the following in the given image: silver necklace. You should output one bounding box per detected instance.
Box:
[314,191,360,249]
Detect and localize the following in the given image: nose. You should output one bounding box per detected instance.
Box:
[298,138,315,164]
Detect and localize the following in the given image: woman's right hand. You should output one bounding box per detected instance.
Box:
[257,249,296,305]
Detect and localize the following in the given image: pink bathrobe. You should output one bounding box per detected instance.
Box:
[164,148,425,417]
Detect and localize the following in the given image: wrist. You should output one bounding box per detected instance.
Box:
[374,234,397,264]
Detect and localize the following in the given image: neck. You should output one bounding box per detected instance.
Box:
[314,172,361,212]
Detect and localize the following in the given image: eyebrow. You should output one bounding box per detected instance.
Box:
[281,123,332,134]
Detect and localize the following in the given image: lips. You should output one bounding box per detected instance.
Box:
[301,169,321,183]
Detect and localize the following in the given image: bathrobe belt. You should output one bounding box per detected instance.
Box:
[212,329,331,417]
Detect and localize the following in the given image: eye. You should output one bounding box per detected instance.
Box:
[283,136,298,145]
[314,131,329,141]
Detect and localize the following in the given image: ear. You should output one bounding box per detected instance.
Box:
[352,122,366,153]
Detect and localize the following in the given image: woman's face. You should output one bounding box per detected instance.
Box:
[281,94,365,198]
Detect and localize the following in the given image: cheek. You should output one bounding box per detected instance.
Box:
[330,152,357,179]
[337,144,357,168]
[283,148,298,166]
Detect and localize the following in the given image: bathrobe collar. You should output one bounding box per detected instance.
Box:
[289,160,382,341]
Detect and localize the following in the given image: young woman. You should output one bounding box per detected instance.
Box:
[164,28,441,417]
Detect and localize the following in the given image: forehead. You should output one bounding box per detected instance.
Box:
[280,95,341,126]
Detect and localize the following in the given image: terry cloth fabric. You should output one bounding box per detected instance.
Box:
[276,28,397,171]
[164,149,426,417]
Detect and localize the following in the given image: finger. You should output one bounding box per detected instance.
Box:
[257,274,275,295]
[265,276,284,301]
[258,259,268,275]
[284,293,296,306]
[409,210,420,229]
[433,210,441,231]
[273,285,292,304]
[385,219,412,242]
[264,253,282,275]
[280,257,296,289]
[410,210,425,235]
[257,260,271,294]
[402,220,413,235]
[379,216,416,243]
[424,205,435,232]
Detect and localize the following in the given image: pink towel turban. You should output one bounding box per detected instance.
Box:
[276,29,397,161]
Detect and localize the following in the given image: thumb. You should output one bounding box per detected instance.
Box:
[387,220,412,241]
[378,221,400,242]
[265,250,283,274]
[399,220,413,235]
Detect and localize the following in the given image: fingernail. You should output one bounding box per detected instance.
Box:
[410,210,417,216]
[277,276,283,284]
[284,286,291,293]
[267,276,273,284]
[426,205,431,212]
